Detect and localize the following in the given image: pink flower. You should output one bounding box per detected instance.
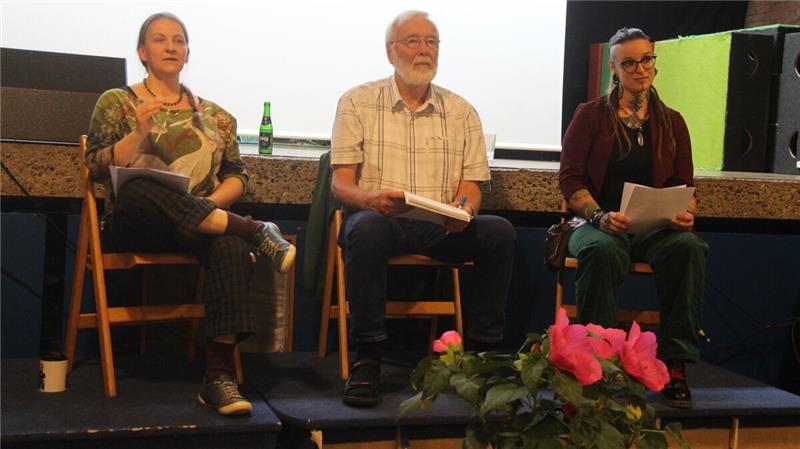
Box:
[432,330,463,353]
[620,322,670,391]
[548,308,602,385]
[586,323,627,359]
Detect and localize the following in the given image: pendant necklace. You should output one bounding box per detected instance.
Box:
[622,110,645,146]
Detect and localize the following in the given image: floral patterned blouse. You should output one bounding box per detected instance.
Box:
[86,87,248,203]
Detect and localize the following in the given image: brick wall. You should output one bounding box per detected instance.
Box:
[745,1,800,27]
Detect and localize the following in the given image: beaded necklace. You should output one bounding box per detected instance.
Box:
[143,77,184,106]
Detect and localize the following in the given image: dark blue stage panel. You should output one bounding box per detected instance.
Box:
[244,351,484,444]
[1,355,280,449]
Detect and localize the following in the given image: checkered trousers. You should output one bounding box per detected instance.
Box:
[105,177,256,339]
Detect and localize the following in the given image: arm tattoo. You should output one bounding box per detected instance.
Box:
[569,189,600,220]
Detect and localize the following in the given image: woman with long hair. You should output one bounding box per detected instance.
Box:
[559,27,709,409]
[87,12,296,416]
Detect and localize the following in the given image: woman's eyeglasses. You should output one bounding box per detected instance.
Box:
[614,55,657,73]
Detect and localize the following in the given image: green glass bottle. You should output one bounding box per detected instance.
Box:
[259,101,273,155]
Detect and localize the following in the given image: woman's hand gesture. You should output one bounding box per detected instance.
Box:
[134,98,164,137]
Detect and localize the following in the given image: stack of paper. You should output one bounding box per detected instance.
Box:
[620,182,695,234]
[398,191,472,226]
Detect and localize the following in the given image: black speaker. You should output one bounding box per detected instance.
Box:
[0,48,126,92]
[0,48,126,144]
[746,26,800,168]
[722,33,774,172]
[0,86,102,143]
[770,32,800,175]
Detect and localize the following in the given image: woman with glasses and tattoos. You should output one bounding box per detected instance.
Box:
[559,27,709,409]
[86,12,296,416]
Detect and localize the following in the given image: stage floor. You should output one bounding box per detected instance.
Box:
[3,352,800,448]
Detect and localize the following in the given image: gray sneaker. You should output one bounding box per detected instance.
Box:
[255,222,296,274]
[197,374,253,416]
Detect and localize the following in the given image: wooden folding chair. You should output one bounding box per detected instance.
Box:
[553,201,661,326]
[64,135,242,397]
[318,210,470,380]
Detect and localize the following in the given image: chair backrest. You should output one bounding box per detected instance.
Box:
[78,134,105,251]
[78,135,94,204]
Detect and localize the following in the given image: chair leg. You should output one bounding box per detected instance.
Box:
[88,239,117,397]
[555,269,565,322]
[451,267,464,337]
[284,235,297,352]
[140,267,150,355]
[318,225,337,358]
[335,246,349,380]
[65,203,90,372]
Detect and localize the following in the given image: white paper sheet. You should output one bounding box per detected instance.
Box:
[619,182,695,234]
[109,166,190,196]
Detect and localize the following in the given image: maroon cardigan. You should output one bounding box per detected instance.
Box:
[559,96,694,204]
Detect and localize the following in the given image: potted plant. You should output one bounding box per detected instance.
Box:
[399,308,690,449]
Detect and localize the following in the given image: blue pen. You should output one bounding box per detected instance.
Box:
[457,196,467,209]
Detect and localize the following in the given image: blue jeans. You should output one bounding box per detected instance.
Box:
[338,211,516,344]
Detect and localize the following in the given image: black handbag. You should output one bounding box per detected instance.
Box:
[544,217,585,271]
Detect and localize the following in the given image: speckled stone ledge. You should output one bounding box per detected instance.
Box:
[2,142,799,220]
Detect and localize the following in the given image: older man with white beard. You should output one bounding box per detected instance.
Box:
[330,10,517,408]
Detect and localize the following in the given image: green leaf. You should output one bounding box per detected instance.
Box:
[465,427,489,449]
[450,373,485,404]
[637,430,668,449]
[498,436,522,449]
[551,371,583,405]
[518,333,543,353]
[441,350,458,368]
[599,358,623,378]
[409,356,434,390]
[664,422,691,449]
[397,391,424,419]
[461,353,482,376]
[423,361,453,397]
[626,375,647,398]
[480,383,527,415]
[521,357,547,391]
[597,421,626,449]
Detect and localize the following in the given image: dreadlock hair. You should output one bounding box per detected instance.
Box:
[606,27,676,161]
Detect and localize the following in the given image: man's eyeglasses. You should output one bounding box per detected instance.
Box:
[614,55,657,73]
[392,36,440,49]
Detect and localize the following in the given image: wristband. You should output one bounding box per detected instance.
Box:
[590,209,605,227]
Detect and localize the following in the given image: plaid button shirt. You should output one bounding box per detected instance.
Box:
[331,76,490,204]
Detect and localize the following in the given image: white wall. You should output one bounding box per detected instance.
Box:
[0,0,566,148]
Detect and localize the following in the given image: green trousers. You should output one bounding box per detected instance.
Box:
[567,224,709,362]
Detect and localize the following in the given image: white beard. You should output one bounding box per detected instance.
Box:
[396,61,437,87]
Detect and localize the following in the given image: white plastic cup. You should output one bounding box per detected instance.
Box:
[39,355,68,393]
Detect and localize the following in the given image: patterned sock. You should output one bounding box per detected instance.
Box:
[224,212,264,240]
